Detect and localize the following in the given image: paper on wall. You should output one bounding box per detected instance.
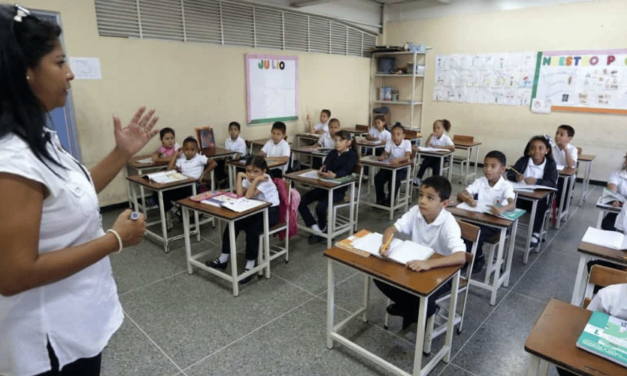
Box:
[521,52,538,70]
[435,55,449,71]
[69,57,102,80]
[433,88,447,101]
[519,69,536,88]
[531,98,552,113]
[517,88,532,106]
[493,53,508,70]
[505,52,523,69]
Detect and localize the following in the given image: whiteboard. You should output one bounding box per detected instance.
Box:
[246,54,298,124]
[532,49,627,114]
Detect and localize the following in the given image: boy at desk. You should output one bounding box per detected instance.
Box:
[457,151,515,273]
[259,121,291,178]
[375,176,466,330]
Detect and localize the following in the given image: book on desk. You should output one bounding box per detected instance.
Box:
[299,170,355,184]
[335,230,435,264]
[190,190,264,213]
[582,227,627,250]
[510,181,557,193]
[143,171,188,184]
[577,310,627,368]
[599,188,627,206]
[456,202,525,221]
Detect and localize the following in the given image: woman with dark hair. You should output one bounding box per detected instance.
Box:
[0,5,160,376]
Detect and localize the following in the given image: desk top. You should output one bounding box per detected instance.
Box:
[284,169,357,189]
[296,133,321,139]
[324,246,461,296]
[341,127,367,135]
[247,138,292,147]
[201,147,237,158]
[356,140,386,147]
[126,174,197,190]
[177,197,271,220]
[226,158,287,169]
[454,141,482,148]
[517,189,553,200]
[127,154,169,169]
[447,206,514,228]
[292,146,331,156]
[360,156,412,169]
[414,148,455,157]
[596,199,622,213]
[559,167,578,176]
[525,299,626,376]
[578,241,627,265]
[579,154,596,162]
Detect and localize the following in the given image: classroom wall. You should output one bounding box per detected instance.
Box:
[385,0,627,182]
[16,0,371,206]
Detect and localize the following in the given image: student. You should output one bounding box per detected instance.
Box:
[298,130,358,244]
[374,176,466,329]
[151,127,179,162]
[365,115,391,146]
[551,124,578,207]
[374,123,412,207]
[507,135,558,247]
[414,119,455,185]
[601,151,627,231]
[318,118,340,149]
[457,151,516,273]
[259,121,291,178]
[206,155,280,284]
[307,109,331,135]
[225,121,247,156]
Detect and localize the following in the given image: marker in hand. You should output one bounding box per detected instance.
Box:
[130,212,140,221]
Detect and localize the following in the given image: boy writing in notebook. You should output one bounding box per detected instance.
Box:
[259,121,291,178]
[457,150,515,273]
[374,176,466,329]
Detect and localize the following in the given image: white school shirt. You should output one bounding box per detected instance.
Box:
[225,136,247,155]
[551,143,578,168]
[608,170,627,197]
[176,153,208,179]
[394,206,466,256]
[429,134,454,147]
[369,128,391,143]
[0,130,123,376]
[242,174,280,207]
[385,139,412,159]
[262,139,291,173]
[318,132,335,149]
[587,284,627,319]
[314,121,329,133]
[465,176,515,206]
[523,158,546,180]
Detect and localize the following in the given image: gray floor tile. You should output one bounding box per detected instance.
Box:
[437,364,477,376]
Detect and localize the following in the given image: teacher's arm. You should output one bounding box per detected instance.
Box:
[0,174,146,297]
[90,107,160,193]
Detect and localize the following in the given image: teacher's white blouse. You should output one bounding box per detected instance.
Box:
[0,130,123,376]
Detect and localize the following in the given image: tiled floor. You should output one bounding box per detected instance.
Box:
[101,177,602,376]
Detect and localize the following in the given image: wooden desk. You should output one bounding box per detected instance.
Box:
[295,133,320,148]
[341,127,367,136]
[571,241,627,306]
[356,139,387,159]
[201,147,237,159]
[285,169,357,249]
[413,148,455,182]
[578,154,596,206]
[448,206,518,305]
[291,146,331,168]
[125,155,169,217]
[516,189,553,264]
[595,198,621,228]
[525,299,626,376]
[225,159,288,193]
[556,167,578,229]
[246,138,292,155]
[126,174,200,253]
[178,198,271,297]
[359,156,412,220]
[324,246,461,376]
[453,141,482,185]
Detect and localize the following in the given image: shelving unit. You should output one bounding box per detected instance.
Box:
[369,51,426,131]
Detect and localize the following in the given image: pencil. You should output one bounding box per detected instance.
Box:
[508,165,522,175]
[381,235,393,254]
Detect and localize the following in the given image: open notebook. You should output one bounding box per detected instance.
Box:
[350,232,434,264]
[417,146,449,153]
[599,188,627,206]
[143,171,188,184]
[456,202,525,221]
[582,227,627,250]
[510,181,557,192]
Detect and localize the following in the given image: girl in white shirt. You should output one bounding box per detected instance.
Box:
[206,155,280,284]
[601,151,627,231]
[415,119,455,181]
[374,123,412,206]
[366,115,391,145]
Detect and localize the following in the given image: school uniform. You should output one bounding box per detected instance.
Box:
[552,143,578,207]
[417,134,454,179]
[375,139,412,203]
[298,149,357,231]
[262,139,291,177]
[602,170,627,231]
[507,156,558,234]
[374,207,465,322]
[158,142,180,158]
[369,127,391,143]
[162,154,208,211]
[225,136,247,156]
[314,121,329,133]
[318,132,335,149]
[221,174,280,261]
[463,176,515,258]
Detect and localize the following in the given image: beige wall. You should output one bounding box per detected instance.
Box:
[17,0,371,206]
[386,0,627,183]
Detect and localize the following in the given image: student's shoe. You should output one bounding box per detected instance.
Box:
[384,199,391,207]
[166,211,174,231]
[386,303,407,317]
[240,266,255,284]
[309,234,324,244]
[472,255,485,274]
[145,197,158,208]
[206,258,228,270]
[530,233,540,247]
[311,224,324,235]
[402,310,418,330]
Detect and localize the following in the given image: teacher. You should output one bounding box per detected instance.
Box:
[0,5,159,376]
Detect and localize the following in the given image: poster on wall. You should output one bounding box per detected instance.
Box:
[246,54,298,124]
[532,49,627,114]
[433,51,536,106]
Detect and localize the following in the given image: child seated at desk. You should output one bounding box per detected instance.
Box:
[601,151,627,231]
[298,130,357,244]
[365,115,391,146]
[214,121,247,184]
[414,119,455,185]
[206,155,280,284]
[307,109,331,135]
[457,151,516,273]
[374,123,412,207]
[151,127,179,162]
[374,176,466,329]
[259,121,291,178]
[551,125,578,207]
[506,135,558,247]
[313,118,341,169]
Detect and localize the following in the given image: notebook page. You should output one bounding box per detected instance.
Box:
[387,241,435,264]
[582,227,625,250]
[352,233,403,256]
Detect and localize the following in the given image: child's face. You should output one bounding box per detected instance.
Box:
[271,129,285,144]
[162,132,175,148]
[375,119,385,131]
[555,128,571,146]
[245,165,265,182]
[418,185,446,218]
[320,112,329,124]
[328,121,340,136]
[483,157,505,182]
[229,125,239,140]
[391,127,404,145]
[528,140,548,165]
[433,122,444,138]
[334,136,351,152]
[183,142,198,160]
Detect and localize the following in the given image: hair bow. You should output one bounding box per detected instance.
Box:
[13,4,31,23]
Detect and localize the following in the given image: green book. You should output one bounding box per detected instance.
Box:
[576,310,627,368]
[320,173,356,184]
[497,208,526,221]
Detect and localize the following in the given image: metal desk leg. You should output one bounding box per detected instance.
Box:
[362,275,370,323]
[412,295,429,375]
[555,177,568,229]
[524,200,538,264]
[327,188,334,249]
[390,169,397,220]
[528,355,540,376]
[192,184,200,242]
[349,182,356,233]
[571,254,589,305]
[473,146,480,183]
[229,220,239,297]
[263,207,270,278]
[491,228,507,305]
[182,207,193,274]
[504,220,518,287]
[158,191,169,253]
[464,148,471,185]
[444,271,460,363]
[538,359,549,376]
[327,259,335,349]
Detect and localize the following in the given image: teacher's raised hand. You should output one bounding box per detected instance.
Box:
[113,106,160,158]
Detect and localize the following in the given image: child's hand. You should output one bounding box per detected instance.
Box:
[200,176,212,186]
[365,135,374,141]
[612,200,622,208]
[378,154,386,161]
[237,172,247,180]
[151,154,159,162]
[524,177,537,185]
[379,234,393,256]
[407,260,431,272]
[468,198,477,207]
[490,205,504,215]
[255,174,269,182]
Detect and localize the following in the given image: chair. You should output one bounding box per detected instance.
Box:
[356,124,369,133]
[333,164,364,232]
[452,135,474,184]
[257,179,291,275]
[383,221,480,356]
[582,265,627,309]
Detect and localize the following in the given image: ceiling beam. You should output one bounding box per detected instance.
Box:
[291,0,338,8]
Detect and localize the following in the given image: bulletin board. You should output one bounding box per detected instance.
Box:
[245,54,299,124]
[531,49,627,114]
